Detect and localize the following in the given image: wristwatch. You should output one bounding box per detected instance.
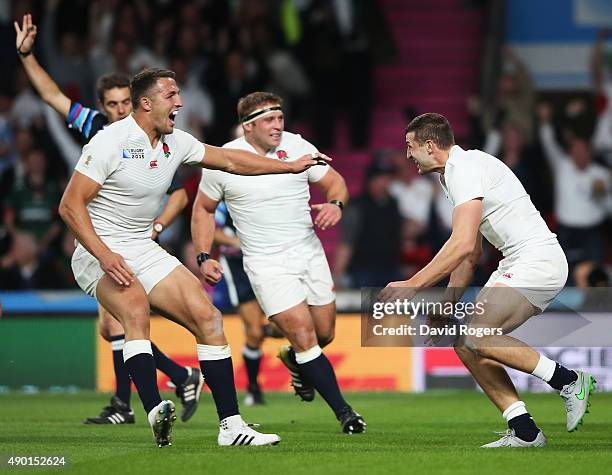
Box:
[196,252,211,267]
[329,199,344,210]
[153,221,164,234]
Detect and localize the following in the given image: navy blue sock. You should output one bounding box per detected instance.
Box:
[200,357,239,421]
[508,413,540,442]
[124,353,162,414]
[110,335,131,406]
[548,363,578,391]
[151,342,189,385]
[243,346,262,389]
[299,353,348,417]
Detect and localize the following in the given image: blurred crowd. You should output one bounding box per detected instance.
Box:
[333,41,612,291]
[0,0,610,294]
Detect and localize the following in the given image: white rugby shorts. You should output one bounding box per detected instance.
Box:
[483,244,569,311]
[242,236,335,317]
[71,239,182,298]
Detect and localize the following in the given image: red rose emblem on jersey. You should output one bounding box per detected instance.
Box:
[162,142,170,158]
[276,150,288,161]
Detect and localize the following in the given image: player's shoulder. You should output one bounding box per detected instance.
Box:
[222,136,249,150]
[84,116,130,153]
[280,130,307,148]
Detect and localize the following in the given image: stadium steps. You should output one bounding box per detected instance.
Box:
[313,0,485,264]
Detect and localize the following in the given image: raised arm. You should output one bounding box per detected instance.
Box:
[201,144,330,175]
[15,14,70,118]
[536,103,567,168]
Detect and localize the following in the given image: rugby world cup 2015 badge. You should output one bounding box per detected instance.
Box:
[276,150,288,161]
[122,148,145,160]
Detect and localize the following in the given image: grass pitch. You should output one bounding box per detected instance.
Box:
[1,391,611,474]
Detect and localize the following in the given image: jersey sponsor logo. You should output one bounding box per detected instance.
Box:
[162,142,171,158]
[502,272,513,279]
[122,148,145,160]
[276,150,288,161]
[149,159,158,169]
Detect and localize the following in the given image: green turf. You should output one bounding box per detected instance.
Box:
[1,391,611,474]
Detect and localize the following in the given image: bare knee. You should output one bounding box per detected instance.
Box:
[191,304,225,342]
[245,322,264,348]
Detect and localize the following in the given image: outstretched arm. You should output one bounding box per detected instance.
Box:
[201,144,330,175]
[15,14,70,119]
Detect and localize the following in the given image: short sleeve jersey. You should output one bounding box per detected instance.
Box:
[68,102,184,194]
[440,145,558,259]
[74,115,204,243]
[198,131,329,256]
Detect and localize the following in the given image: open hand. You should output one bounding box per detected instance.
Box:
[289,152,331,173]
[14,14,37,54]
[99,251,135,287]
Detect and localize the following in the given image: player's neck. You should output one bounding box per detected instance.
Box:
[245,137,271,156]
[436,149,452,175]
[132,112,162,148]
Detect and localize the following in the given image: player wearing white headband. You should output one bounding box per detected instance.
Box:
[193,91,366,434]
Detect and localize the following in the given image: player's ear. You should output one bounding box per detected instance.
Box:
[141,96,152,112]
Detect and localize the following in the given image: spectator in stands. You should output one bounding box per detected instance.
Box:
[589,28,612,168]
[41,0,94,104]
[0,231,57,290]
[482,46,535,144]
[0,92,16,187]
[11,69,45,129]
[387,149,434,273]
[3,148,63,257]
[537,102,611,286]
[334,156,403,288]
[170,56,214,139]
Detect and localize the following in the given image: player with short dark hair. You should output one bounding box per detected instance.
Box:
[192,91,366,434]
[381,112,594,448]
[59,68,325,447]
[15,14,202,426]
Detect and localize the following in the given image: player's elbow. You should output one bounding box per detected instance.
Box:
[58,195,75,225]
[453,238,475,261]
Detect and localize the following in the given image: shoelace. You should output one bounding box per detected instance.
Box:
[491,429,515,445]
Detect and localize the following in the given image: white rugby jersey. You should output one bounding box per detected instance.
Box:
[199,131,329,256]
[440,145,558,260]
[74,114,204,243]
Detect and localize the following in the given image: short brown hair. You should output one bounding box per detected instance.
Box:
[237,92,283,123]
[96,73,130,103]
[405,113,455,149]
[130,68,176,109]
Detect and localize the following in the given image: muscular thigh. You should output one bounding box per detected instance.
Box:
[470,284,539,334]
[148,265,216,333]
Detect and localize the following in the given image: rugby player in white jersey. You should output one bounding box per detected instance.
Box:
[59,69,326,448]
[192,92,366,434]
[15,14,202,426]
[380,113,594,448]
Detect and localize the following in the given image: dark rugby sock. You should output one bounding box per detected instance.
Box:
[110,334,131,406]
[151,342,189,386]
